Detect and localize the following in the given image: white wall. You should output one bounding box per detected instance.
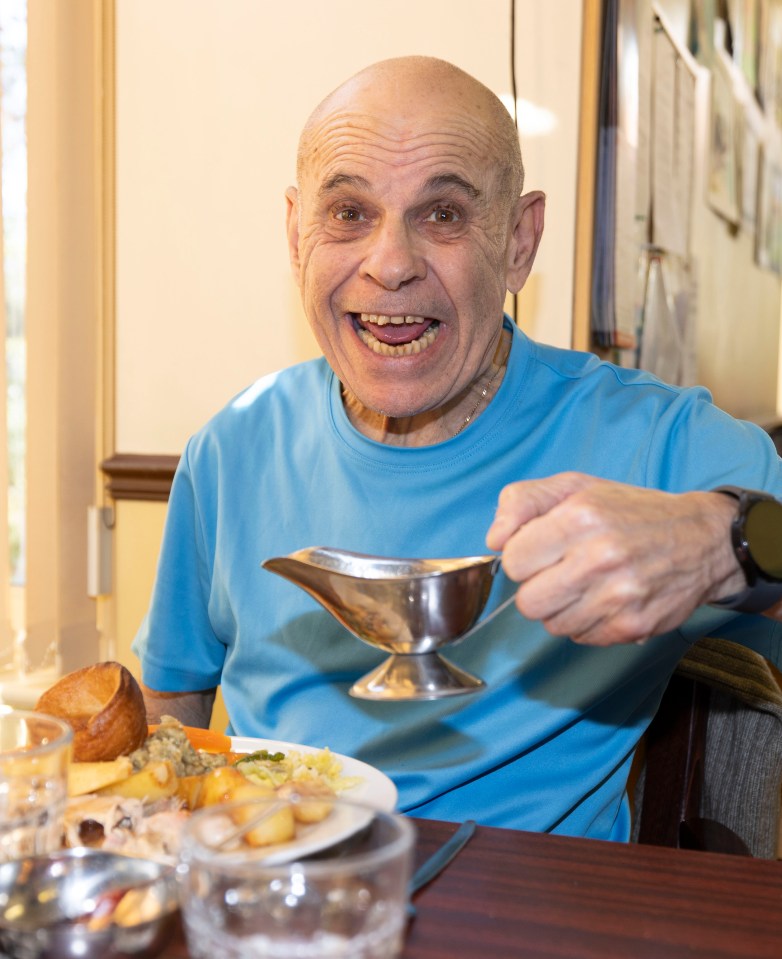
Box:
[114,0,584,454]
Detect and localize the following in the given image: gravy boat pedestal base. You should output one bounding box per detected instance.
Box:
[350,652,485,701]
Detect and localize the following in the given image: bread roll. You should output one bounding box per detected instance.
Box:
[36,662,148,762]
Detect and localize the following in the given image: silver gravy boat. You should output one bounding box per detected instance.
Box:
[262,547,513,701]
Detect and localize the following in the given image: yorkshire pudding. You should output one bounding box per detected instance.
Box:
[36,662,148,762]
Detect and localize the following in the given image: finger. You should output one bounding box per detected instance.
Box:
[531,564,693,647]
[517,543,649,643]
[533,590,648,647]
[499,511,568,582]
[500,488,616,583]
[486,472,597,550]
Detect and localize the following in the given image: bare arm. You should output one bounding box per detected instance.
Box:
[486,472,781,647]
[141,683,216,729]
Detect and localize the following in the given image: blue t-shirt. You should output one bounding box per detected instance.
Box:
[133,321,782,840]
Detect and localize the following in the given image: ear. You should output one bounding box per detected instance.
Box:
[505,190,545,294]
[285,186,301,285]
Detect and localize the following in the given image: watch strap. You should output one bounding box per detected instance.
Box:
[710,581,782,613]
[712,484,775,502]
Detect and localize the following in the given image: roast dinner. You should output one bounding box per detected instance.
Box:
[34,660,361,864]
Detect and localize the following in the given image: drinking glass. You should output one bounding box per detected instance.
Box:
[0,708,73,862]
[178,794,415,959]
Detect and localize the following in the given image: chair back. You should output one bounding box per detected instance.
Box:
[632,637,782,858]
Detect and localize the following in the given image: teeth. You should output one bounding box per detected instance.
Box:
[356,323,439,356]
[362,314,422,326]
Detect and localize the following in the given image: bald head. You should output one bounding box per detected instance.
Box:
[296,56,524,212]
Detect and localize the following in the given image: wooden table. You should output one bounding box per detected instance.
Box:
[162,818,782,958]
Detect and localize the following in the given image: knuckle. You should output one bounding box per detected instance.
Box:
[592,537,634,574]
[497,482,522,508]
[563,497,607,536]
[610,609,649,644]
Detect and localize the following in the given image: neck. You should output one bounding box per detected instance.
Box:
[342,328,512,447]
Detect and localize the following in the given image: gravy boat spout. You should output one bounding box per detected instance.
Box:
[261,547,504,701]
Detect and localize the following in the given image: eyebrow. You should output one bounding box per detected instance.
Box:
[317,171,481,201]
[424,173,481,200]
[318,173,371,197]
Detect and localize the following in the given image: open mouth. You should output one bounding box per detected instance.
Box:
[351,313,441,356]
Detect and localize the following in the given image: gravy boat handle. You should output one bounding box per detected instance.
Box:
[457,591,517,643]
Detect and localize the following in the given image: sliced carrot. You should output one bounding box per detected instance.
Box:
[147,724,232,754]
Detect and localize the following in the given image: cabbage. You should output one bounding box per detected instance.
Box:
[235,747,362,793]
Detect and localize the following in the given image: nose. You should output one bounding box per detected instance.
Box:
[358,217,426,290]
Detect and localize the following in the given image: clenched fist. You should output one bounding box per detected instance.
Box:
[485,473,745,646]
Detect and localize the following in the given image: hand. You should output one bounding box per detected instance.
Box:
[485,473,745,646]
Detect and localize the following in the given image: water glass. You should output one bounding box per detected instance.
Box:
[178,795,415,959]
[0,708,73,862]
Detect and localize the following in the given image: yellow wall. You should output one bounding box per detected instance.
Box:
[108,500,228,732]
[111,500,165,678]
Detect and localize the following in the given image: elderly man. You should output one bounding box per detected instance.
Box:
[134,56,782,841]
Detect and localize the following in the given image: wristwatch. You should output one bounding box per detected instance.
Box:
[712,485,782,612]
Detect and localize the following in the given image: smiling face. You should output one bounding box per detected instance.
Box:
[286,58,544,444]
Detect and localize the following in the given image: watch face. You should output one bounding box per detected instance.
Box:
[745,499,782,580]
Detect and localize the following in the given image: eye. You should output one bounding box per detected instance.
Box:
[425,206,460,224]
[334,207,364,222]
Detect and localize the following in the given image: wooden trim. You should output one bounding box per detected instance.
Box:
[571,0,602,352]
[101,453,179,501]
[96,0,116,504]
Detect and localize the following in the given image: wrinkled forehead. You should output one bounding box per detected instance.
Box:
[296,62,523,208]
[298,107,502,193]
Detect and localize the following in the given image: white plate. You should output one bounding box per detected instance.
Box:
[229,736,397,864]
